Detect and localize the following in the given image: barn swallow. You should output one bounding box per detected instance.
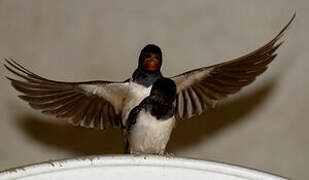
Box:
[4,14,295,154]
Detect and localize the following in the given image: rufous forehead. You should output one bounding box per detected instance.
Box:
[145,52,158,56]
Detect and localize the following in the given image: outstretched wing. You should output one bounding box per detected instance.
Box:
[5,58,129,129]
[171,13,295,119]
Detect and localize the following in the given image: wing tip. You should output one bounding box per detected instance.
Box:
[3,57,30,79]
[275,12,296,42]
[4,75,14,82]
[3,57,13,65]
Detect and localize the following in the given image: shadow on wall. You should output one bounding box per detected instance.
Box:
[15,117,125,155]
[13,79,277,155]
[169,79,277,152]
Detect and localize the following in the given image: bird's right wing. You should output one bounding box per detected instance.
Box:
[5,58,129,130]
[171,13,295,119]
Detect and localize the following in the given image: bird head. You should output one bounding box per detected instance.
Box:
[138,44,162,72]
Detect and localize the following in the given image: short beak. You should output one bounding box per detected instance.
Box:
[145,57,159,64]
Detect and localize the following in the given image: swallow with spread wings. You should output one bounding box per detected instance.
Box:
[4,14,295,155]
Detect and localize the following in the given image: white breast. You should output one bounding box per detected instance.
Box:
[128,109,175,155]
[121,81,152,125]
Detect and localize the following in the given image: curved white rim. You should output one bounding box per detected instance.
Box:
[0,155,289,180]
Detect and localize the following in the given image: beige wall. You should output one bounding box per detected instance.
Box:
[0,1,307,179]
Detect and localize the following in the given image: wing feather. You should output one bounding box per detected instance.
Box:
[188,88,203,115]
[176,91,185,118]
[183,90,192,118]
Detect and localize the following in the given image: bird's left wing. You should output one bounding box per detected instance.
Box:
[4,58,129,129]
[171,13,295,119]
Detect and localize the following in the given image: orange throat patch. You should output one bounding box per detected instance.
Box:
[142,58,160,71]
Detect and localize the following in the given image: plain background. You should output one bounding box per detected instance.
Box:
[0,1,307,179]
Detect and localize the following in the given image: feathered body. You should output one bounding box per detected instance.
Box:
[128,109,175,154]
[126,78,177,154]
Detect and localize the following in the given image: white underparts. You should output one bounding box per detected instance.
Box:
[128,109,175,154]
